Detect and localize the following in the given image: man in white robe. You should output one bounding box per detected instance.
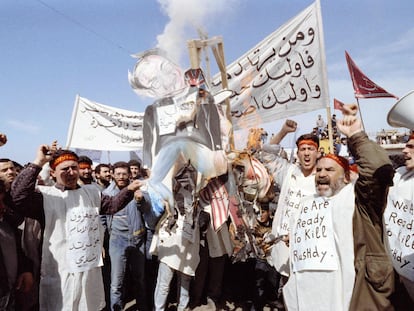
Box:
[11,143,144,311]
[261,120,320,277]
[284,107,395,310]
[384,133,414,302]
[284,155,355,311]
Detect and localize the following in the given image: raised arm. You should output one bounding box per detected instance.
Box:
[269,119,297,145]
[338,104,394,220]
[11,141,58,223]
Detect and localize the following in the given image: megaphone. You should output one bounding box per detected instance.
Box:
[387,90,414,129]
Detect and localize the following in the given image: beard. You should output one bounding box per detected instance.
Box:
[316,175,347,197]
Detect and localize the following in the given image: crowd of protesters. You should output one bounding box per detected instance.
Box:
[1,103,414,311]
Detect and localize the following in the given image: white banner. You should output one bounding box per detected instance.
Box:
[211,1,329,130]
[66,95,144,151]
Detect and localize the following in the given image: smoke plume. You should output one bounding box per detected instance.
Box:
[156,0,234,66]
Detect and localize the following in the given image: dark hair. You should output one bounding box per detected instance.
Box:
[296,133,319,148]
[260,202,270,211]
[128,159,141,168]
[0,158,13,163]
[0,179,6,194]
[78,155,93,165]
[112,161,130,172]
[12,161,23,171]
[95,163,110,174]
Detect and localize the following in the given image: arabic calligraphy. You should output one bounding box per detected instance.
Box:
[156,90,199,136]
[220,27,321,119]
[210,2,328,130]
[82,104,143,131]
[358,77,382,92]
[67,206,102,272]
[232,77,321,118]
[78,100,144,146]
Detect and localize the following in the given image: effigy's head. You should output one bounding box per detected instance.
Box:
[129,49,187,99]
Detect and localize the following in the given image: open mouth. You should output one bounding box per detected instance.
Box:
[302,158,312,166]
[316,178,330,187]
[317,183,329,189]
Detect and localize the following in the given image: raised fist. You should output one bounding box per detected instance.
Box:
[0,133,7,147]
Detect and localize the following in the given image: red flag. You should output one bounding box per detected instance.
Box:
[333,98,345,111]
[345,51,398,99]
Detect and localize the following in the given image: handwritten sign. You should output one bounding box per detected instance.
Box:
[66,95,144,151]
[157,104,178,136]
[211,2,327,130]
[278,187,307,235]
[384,193,414,281]
[291,197,337,272]
[66,206,102,273]
[156,90,198,136]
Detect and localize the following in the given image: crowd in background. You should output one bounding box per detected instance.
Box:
[1,103,414,311]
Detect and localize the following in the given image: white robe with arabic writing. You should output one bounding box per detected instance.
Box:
[283,183,355,311]
[38,185,105,311]
[261,144,317,276]
[383,166,414,299]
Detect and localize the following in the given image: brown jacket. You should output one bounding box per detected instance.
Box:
[348,132,395,310]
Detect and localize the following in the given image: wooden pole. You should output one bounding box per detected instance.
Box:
[326,104,334,154]
[355,98,366,132]
[187,36,234,150]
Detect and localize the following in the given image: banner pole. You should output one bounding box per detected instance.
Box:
[355,98,366,132]
[65,94,80,149]
[326,104,334,154]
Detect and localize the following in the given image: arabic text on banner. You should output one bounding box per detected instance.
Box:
[66,95,144,151]
[211,1,329,130]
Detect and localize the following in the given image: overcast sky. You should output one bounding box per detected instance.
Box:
[1,0,414,164]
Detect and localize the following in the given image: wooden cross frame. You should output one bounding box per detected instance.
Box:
[187,36,234,150]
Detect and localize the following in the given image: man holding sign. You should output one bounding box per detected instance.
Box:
[384,133,414,302]
[284,105,395,311]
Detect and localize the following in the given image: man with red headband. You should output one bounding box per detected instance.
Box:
[261,120,320,295]
[384,132,414,303]
[77,155,94,185]
[283,106,395,310]
[11,142,144,311]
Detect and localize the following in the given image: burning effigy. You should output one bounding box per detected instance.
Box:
[129,49,275,263]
